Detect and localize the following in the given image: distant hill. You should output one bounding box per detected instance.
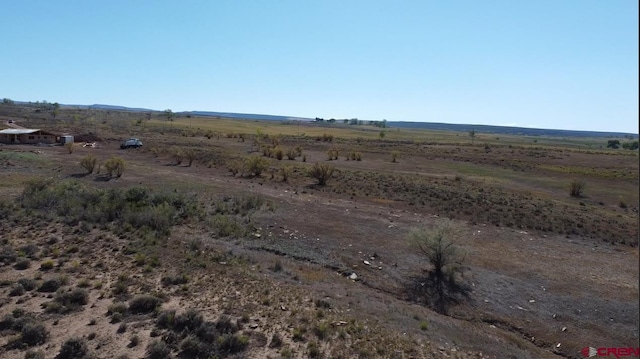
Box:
[2,98,636,138]
[186,111,313,122]
[387,121,637,138]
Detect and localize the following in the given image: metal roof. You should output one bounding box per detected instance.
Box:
[0,129,41,135]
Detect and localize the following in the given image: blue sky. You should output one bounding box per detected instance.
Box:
[1,1,637,133]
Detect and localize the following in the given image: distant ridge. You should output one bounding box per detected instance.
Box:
[387,121,636,138]
[3,99,636,138]
[187,111,313,122]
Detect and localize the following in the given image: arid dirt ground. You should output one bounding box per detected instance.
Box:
[0,107,638,358]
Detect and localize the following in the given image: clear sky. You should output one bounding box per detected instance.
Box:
[1,1,637,133]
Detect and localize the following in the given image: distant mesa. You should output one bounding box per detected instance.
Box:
[3,100,636,138]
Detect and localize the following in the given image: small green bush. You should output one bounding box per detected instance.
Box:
[17,278,37,291]
[46,288,89,313]
[128,295,162,314]
[9,284,25,296]
[308,163,335,186]
[161,274,189,286]
[15,257,30,270]
[20,322,49,346]
[174,309,204,332]
[40,260,55,271]
[569,179,586,197]
[244,156,270,177]
[146,340,170,359]
[80,154,97,174]
[38,277,64,292]
[24,350,45,359]
[391,150,399,163]
[57,337,90,359]
[104,157,125,178]
[218,333,248,353]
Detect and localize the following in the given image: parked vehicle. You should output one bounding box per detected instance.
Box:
[120,138,143,149]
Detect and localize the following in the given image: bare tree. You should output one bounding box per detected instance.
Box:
[407,218,468,313]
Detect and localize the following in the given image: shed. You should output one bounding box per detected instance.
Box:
[60,135,74,145]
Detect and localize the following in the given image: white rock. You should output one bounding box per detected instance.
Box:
[363,260,371,266]
[349,273,358,281]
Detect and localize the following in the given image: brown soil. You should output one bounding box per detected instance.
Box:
[0,113,638,359]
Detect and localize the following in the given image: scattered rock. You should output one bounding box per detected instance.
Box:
[363,260,371,266]
[561,327,567,332]
[349,273,358,281]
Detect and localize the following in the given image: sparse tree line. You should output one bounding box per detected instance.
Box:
[607,139,639,150]
[313,117,387,128]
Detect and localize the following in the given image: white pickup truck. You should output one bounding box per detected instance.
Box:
[120,138,143,149]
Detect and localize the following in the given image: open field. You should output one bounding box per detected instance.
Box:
[0,105,638,358]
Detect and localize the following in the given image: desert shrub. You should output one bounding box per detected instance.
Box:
[174,309,204,332]
[156,309,176,329]
[80,154,97,174]
[391,150,399,163]
[46,288,89,313]
[40,260,55,270]
[285,147,298,160]
[15,257,31,270]
[17,278,37,291]
[172,150,184,165]
[218,333,248,354]
[308,163,335,186]
[274,147,284,160]
[407,218,468,313]
[107,302,128,316]
[269,333,283,348]
[104,157,125,177]
[0,245,17,264]
[313,322,330,340]
[292,327,306,342]
[128,294,162,314]
[307,341,321,358]
[314,299,331,309]
[20,322,49,346]
[244,156,270,177]
[569,179,586,197]
[24,350,46,359]
[281,166,292,182]
[10,284,25,296]
[183,148,197,167]
[20,181,203,237]
[19,244,39,258]
[227,160,243,176]
[210,214,247,238]
[129,334,140,347]
[179,335,210,357]
[57,337,90,359]
[38,277,65,292]
[215,315,239,334]
[161,274,189,286]
[326,149,339,160]
[146,340,170,359]
[110,312,123,324]
[64,143,74,154]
